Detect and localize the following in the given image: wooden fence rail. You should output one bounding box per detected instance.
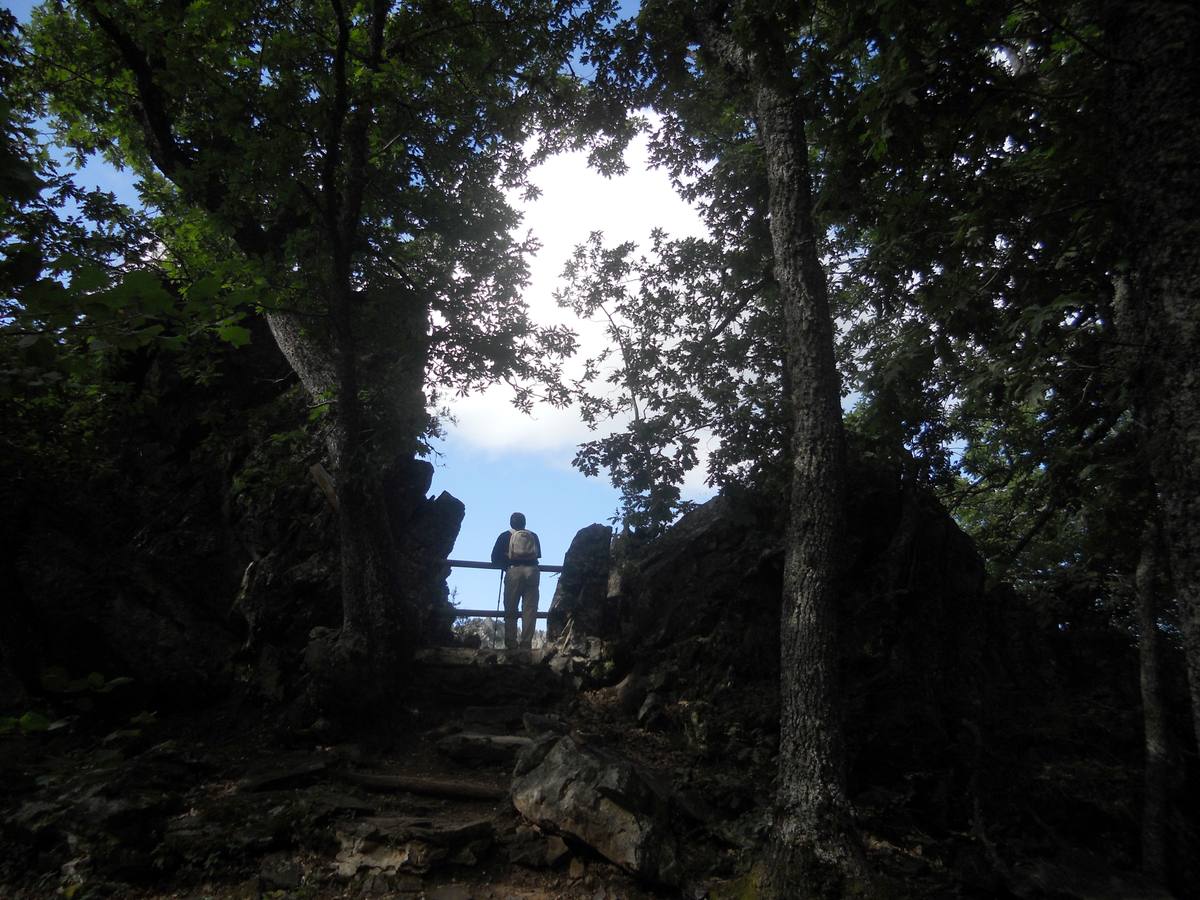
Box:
[445,559,564,573]
[444,559,563,619]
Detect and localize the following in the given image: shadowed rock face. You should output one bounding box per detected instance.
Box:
[574,458,1042,803]
[1,327,465,707]
[3,325,295,705]
[547,523,613,643]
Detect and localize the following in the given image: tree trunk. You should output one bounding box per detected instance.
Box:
[755,80,868,898]
[1108,0,1200,752]
[268,285,430,706]
[1135,512,1170,881]
[266,311,337,404]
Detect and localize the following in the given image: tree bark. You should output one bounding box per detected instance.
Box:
[755,81,868,898]
[1134,512,1170,881]
[266,312,337,406]
[1108,0,1200,752]
[264,282,430,701]
[691,7,867,892]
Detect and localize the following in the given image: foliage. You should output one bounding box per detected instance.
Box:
[0,666,136,735]
[1,9,281,443]
[563,1,1139,605]
[20,0,631,433]
[0,711,51,734]
[558,0,797,530]
[559,229,783,531]
[816,2,1151,634]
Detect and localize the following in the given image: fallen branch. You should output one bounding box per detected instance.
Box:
[335,769,508,801]
[237,759,328,792]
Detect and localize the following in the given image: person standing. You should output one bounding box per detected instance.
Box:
[490,512,542,650]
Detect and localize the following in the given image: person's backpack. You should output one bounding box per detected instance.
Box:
[508,529,538,562]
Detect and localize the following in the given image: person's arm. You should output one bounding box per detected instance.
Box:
[533,532,542,559]
[490,531,510,568]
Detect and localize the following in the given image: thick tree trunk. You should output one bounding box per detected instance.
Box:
[266,311,337,405]
[1109,0,1200,751]
[328,279,431,702]
[755,81,868,898]
[1135,513,1170,881]
[268,286,430,705]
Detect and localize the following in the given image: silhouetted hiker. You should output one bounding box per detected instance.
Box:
[490,512,542,650]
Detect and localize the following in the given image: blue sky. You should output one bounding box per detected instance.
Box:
[7,0,711,612]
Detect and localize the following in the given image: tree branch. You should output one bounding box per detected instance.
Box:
[76,0,298,260]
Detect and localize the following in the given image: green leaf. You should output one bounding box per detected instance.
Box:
[98,676,136,694]
[102,728,142,744]
[122,270,175,314]
[186,275,222,303]
[70,264,110,294]
[136,324,165,341]
[217,324,252,347]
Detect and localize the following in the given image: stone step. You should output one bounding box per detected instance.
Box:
[410,652,564,710]
[414,647,551,667]
[335,769,509,801]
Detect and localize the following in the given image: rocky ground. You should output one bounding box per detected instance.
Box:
[2,652,599,899]
[0,645,728,900]
[0,639,1001,900]
[3,639,1183,900]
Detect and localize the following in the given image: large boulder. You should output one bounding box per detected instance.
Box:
[613,457,1040,807]
[510,735,683,886]
[546,523,613,643]
[543,524,620,688]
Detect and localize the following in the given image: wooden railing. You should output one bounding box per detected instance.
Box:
[444,559,563,618]
[446,559,564,573]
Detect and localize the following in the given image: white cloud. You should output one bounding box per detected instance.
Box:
[444,127,707,460]
[515,134,707,327]
[447,387,617,455]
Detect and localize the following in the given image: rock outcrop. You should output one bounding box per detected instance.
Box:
[541,523,621,689]
[606,459,1039,822]
[546,523,613,643]
[1,323,465,709]
[510,735,684,887]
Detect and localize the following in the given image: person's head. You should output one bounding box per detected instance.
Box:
[510,512,526,530]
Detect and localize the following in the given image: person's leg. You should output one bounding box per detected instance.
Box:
[520,569,541,649]
[503,571,520,650]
